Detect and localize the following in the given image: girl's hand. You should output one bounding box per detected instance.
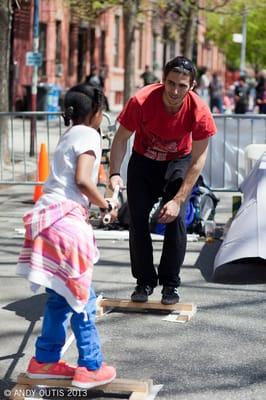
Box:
[101,198,119,224]
[105,197,119,212]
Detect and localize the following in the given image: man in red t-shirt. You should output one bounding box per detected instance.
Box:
[109,56,217,305]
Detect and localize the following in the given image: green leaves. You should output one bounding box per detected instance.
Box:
[66,0,121,21]
[206,0,266,71]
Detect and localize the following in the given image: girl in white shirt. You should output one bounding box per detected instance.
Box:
[17,84,117,388]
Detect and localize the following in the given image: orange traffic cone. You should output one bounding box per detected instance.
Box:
[33,143,50,203]
[98,164,107,186]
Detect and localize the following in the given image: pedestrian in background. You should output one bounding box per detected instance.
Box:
[209,72,224,113]
[256,75,266,114]
[99,64,110,111]
[85,65,103,89]
[198,66,210,104]
[109,56,217,305]
[17,84,117,388]
[85,65,110,111]
[140,65,159,86]
[234,76,250,114]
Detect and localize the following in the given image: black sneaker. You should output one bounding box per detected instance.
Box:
[131,285,153,303]
[161,286,180,305]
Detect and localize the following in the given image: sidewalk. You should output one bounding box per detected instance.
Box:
[0,185,265,400]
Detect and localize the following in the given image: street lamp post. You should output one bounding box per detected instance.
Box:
[30,0,39,157]
[240,6,247,76]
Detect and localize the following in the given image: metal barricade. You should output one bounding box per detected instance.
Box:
[205,114,266,190]
[0,111,115,185]
[0,112,266,190]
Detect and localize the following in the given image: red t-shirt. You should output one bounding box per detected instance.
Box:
[117,83,217,161]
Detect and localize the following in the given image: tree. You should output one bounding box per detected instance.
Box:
[155,1,231,62]
[181,1,198,59]
[156,0,198,61]
[123,0,139,103]
[205,0,266,72]
[67,0,232,102]
[67,0,139,102]
[0,0,12,163]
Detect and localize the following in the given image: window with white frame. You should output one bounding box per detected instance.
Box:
[114,15,120,67]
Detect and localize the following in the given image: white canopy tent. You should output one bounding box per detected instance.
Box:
[213,152,266,282]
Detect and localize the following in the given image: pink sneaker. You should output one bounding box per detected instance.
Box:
[27,357,76,379]
[72,363,116,389]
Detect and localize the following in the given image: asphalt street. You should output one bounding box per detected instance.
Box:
[0,185,265,400]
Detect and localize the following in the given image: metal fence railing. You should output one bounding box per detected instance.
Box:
[0,111,266,190]
[204,114,266,190]
[0,111,115,185]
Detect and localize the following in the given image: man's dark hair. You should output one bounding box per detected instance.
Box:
[62,84,104,126]
[163,56,197,84]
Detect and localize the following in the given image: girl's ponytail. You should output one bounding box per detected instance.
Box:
[62,106,74,126]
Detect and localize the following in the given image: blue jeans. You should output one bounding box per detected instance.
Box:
[35,288,103,370]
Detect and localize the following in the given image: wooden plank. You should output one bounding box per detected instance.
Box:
[129,379,156,399]
[129,392,148,400]
[17,373,151,394]
[9,384,30,400]
[176,314,191,323]
[162,304,197,323]
[99,298,196,312]
[97,378,150,394]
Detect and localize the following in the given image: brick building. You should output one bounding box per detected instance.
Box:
[11,0,226,112]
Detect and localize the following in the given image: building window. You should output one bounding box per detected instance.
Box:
[114,15,120,67]
[77,28,88,82]
[55,20,62,76]
[100,30,106,65]
[138,23,143,69]
[152,33,157,68]
[68,23,75,76]
[89,28,95,66]
[39,22,47,77]
[115,91,123,104]
[55,21,62,64]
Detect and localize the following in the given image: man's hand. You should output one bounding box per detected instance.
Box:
[109,124,133,191]
[109,175,124,191]
[158,199,181,224]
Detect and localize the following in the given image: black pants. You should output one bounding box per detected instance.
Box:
[235,102,247,114]
[127,151,191,288]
